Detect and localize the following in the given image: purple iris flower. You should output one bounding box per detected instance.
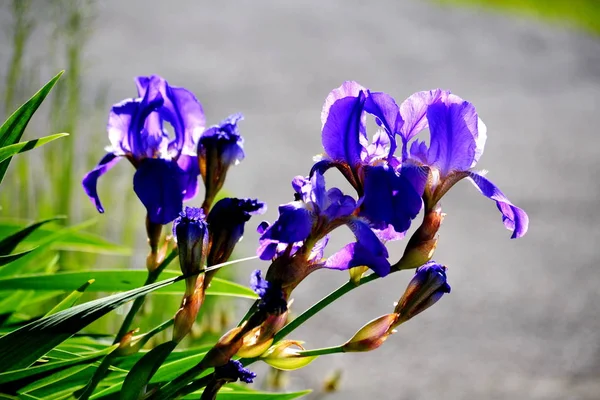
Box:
[316,81,423,236]
[197,113,245,204]
[258,171,392,277]
[398,89,529,238]
[82,75,205,224]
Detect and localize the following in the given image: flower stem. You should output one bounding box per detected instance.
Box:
[295,345,345,357]
[114,249,177,344]
[273,273,380,342]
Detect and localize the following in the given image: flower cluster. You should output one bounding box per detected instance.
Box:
[259,81,529,287]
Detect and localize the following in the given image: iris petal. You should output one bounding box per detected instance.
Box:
[426,98,478,176]
[360,165,422,233]
[133,158,185,224]
[467,172,529,239]
[321,82,367,166]
[82,152,121,213]
[260,202,315,243]
[177,154,200,201]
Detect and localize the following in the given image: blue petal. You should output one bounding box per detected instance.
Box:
[177,154,200,201]
[326,217,391,277]
[426,98,478,176]
[467,172,529,239]
[399,164,429,197]
[82,152,121,213]
[133,158,185,224]
[321,82,367,166]
[325,242,390,277]
[399,89,449,143]
[360,165,422,233]
[260,202,314,243]
[364,91,403,157]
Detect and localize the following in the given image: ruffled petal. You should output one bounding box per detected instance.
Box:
[321,82,367,166]
[177,154,200,201]
[360,165,422,233]
[364,91,403,157]
[260,202,315,243]
[426,96,479,176]
[82,152,121,213]
[399,89,450,142]
[133,158,185,224]
[467,172,529,239]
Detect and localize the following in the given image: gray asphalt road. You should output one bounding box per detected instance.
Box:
[4,1,600,399]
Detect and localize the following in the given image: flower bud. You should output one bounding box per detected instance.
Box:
[201,326,245,369]
[198,114,244,207]
[145,215,163,271]
[173,287,205,343]
[262,340,317,371]
[236,311,289,358]
[172,207,209,295]
[394,261,451,322]
[395,205,444,271]
[206,197,265,266]
[341,313,398,352]
[250,270,288,316]
[214,360,256,384]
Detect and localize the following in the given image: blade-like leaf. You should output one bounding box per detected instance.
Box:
[0,345,117,385]
[0,71,64,183]
[18,364,92,394]
[0,133,69,164]
[0,249,38,266]
[184,389,311,399]
[0,219,130,255]
[44,280,94,317]
[0,270,258,299]
[0,217,64,256]
[121,341,177,400]
[0,275,181,372]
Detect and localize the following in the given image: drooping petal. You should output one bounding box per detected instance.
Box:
[426,97,479,176]
[82,152,121,213]
[399,164,429,198]
[321,82,367,166]
[260,202,315,243]
[360,165,422,233]
[325,242,390,277]
[326,217,391,277]
[133,158,185,224]
[177,154,200,201]
[467,172,529,239]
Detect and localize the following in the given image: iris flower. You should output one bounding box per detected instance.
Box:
[258,171,392,277]
[82,75,205,224]
[315,81,423,236]
[398,89,528,238]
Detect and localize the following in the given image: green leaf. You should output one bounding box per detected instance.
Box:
[0,345,117,385]
[0,217,64,256]
[0,219,130,256]
[0,249,38,266]
[0,133,69,164]
[44,280,94,317]
[0,270,258,299]
[184,389,311,399]
[0,275,181,372]
[0,220,98,278]
[121,341,177,400]
[0,71,63,183]
[18,364,92,394]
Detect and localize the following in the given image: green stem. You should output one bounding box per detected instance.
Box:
[295,345,345,357]
[114,249,177,344]
[273,273,380,342]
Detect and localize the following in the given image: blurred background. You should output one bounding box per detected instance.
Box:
[1,0,599,399]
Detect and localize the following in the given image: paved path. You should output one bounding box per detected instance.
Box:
[6,1,600,398]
